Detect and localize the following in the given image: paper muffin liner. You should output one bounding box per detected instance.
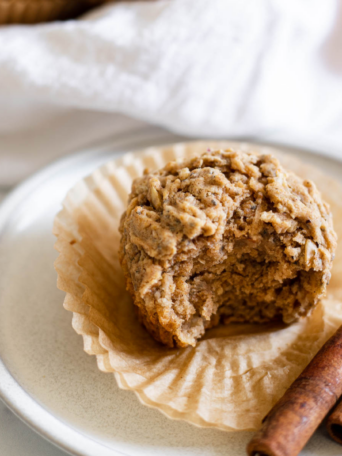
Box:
[0,0,105,24]
[54,141,342,432]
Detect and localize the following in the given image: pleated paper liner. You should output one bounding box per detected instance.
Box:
[0,0,109,24]
[54,141,342,432]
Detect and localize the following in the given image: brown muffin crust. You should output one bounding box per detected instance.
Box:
[119,148,337,347]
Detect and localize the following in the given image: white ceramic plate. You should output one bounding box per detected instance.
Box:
[0,127,341,456]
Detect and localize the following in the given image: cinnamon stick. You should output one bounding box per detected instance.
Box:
[327,400,342,445]
[247,324,342,456]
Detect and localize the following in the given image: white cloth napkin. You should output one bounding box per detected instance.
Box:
[0,0,341,186]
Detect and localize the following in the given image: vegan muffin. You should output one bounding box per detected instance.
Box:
[119,148,337,348]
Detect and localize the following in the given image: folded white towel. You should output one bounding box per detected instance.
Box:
[0,0,341,185]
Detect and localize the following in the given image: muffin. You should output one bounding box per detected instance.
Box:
[55,141,342,431]
[119,148,337,347]
[0,0,109,25]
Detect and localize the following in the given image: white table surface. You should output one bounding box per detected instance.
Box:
[0,189,68,456]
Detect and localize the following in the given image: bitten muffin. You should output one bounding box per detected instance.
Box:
[119,148,337,347]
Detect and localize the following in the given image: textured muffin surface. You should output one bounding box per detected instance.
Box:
[119,148,337,347]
